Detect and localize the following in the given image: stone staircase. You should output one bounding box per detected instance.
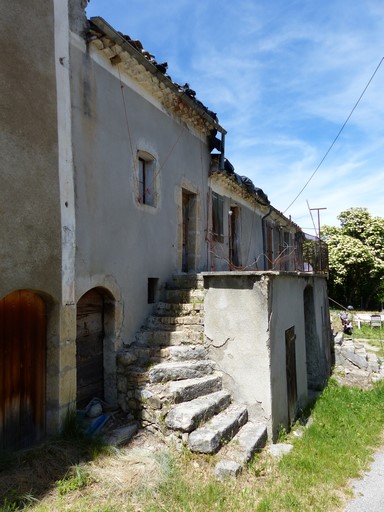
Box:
[117,274,267,475]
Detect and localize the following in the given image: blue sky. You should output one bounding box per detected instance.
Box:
[86,0,384,233]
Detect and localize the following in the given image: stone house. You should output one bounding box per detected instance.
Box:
[0,0,332,450]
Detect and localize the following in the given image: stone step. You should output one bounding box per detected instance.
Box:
[165,389,231,432]
[155,302,204,316]
[149,360,215,384]
[168,373,223,403]
[148,315,204,329]
[187,404,248,454]
[118,344,208,369]
[166,274,204,290]
[136,373,223,410]
[136,329,204,346]
[217,421,268,465]
[162,288,205,304]
[165,345,208,362]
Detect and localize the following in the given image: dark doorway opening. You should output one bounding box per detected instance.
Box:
[285,326,297,426]
[182,190,197,273]
[76,289,105,408]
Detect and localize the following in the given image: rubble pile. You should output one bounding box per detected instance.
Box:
[334,333,384,389]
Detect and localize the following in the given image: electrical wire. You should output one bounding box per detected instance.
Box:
[283,56,384,215]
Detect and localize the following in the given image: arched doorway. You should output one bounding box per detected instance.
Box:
[76,289,105,408]
[0,290,46,449]
[304,285,321,392]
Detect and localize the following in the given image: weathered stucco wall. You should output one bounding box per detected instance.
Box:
[70,36,211,344]
[268,275,308,433]
[204,273,272,423]
[203,272,331,438]
[269,273,331,435]
[0,0,61,299]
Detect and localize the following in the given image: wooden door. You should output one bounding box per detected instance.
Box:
[76,289,104,408]
[182,192,190,273]
[285,326,297,426]
[182,191,197,273]
[0,290,46,449]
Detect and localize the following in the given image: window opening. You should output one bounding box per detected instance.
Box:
[148,278,159,304]
[212,191,224,242]
[138,156,155,207]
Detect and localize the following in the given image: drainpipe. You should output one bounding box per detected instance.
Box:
[219,133,226,171]
[262,207,272,270]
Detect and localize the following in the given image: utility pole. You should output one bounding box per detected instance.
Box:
[309,207,327,239]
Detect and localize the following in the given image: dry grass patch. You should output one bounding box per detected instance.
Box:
[29,445,167,512]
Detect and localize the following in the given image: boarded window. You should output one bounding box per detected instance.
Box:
[212,191,224,242]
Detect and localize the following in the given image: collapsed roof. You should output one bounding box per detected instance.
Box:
[88,17,226,137]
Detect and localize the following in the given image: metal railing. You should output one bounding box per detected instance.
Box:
[295,232,329,274]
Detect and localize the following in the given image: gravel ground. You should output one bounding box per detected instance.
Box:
[345,449,384,511]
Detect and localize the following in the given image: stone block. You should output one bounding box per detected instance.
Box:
[268,443,293,459]
[343,349,368,370]
[188,404,247,454]
[149,360,214,384]
[166,390,231,432]
[169,373,222,403]
[215,460,242,480]
[104,423,139,446]
[117,351,138,367]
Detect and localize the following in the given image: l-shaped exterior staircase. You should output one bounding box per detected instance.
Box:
[117,274,267,474]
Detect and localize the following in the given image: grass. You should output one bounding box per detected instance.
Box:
[2,380,384,511]
[138,379,384,512]
[255,379,384,511]
[353,323,384,355]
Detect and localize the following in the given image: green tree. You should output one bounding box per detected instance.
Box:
[323,208,384,310]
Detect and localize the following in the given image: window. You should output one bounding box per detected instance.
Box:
[212,191,224,242]
[138,154,156,207]
[147,278,159,304]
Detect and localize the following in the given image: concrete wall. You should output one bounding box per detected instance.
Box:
[70,36,211,348]
[203,272,331,439]
[0,1,61,299]
[204,273,272,423]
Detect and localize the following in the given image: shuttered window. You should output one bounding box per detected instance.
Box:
[212,192,224,242]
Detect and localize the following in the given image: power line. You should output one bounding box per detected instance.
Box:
[283,56,384,215]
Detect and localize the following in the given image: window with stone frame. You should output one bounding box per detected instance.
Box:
[138,152,156,207]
